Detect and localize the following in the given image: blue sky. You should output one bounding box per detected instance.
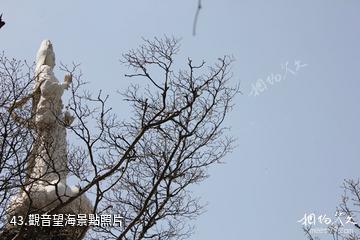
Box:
[1,1,360,239]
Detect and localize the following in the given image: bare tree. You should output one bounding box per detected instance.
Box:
[303,179,360,240]
[0,54,35,229]
[0,36,238,239]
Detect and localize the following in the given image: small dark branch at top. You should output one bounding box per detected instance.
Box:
[193,0,202,36]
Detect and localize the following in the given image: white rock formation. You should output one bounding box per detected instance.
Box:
[35,39,56,77]
[7,40,92,218]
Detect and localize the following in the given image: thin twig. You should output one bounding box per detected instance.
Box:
[193,0,202,36]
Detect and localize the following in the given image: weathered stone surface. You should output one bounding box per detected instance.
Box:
[2,40,92,240]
